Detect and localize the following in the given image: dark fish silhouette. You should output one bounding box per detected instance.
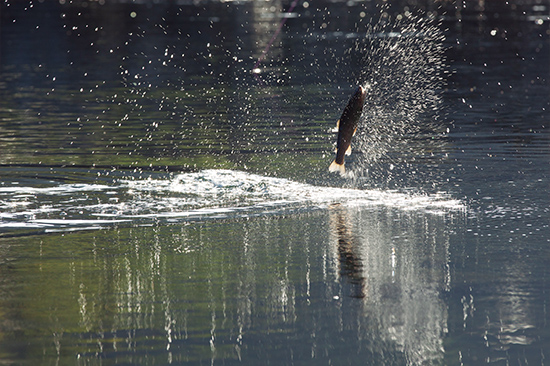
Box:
[329,86,366,176]
[329,203,366,299]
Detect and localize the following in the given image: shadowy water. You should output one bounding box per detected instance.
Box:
[0,0,549,365]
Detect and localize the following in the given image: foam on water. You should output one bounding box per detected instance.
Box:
[0,169,464,232]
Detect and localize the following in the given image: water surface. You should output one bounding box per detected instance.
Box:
[0,1,549,365]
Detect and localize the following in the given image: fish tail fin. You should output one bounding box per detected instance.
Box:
[329,160,345,176]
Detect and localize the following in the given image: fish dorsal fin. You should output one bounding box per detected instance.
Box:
[345,145,352,156]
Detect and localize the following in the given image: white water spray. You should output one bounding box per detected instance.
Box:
[352,8,448,187]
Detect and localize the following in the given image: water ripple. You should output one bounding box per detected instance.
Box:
[0,169,464,233]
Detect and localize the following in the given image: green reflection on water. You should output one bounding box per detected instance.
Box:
[0,205,457,365]
[0,80,333,181]
[0,215,328,364]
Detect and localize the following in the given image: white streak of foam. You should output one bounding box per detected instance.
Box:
[1,170,463,231]
[123,169,464,214]
[0,184,111,195]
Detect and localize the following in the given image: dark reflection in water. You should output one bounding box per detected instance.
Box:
[329,204,366,298]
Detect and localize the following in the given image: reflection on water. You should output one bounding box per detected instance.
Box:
[330,204,366,298]
[1,0,549,365]
[329,204,452,365]
[0,204,458,365]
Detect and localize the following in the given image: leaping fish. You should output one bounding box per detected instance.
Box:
[329,86,366,176]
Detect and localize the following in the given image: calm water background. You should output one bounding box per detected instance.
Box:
[0,0,549,365]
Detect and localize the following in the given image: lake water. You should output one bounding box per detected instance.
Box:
[1,0,549,365]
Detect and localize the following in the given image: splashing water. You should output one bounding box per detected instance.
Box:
[0,169,464,233]
[351,9,448,187]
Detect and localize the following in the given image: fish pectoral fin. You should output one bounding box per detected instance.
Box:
[345,145,352,156]
[330,120,340,133]
[352,127,357,136]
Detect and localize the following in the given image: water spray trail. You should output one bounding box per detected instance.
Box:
[253,0,301,84]
[351,9,448,188]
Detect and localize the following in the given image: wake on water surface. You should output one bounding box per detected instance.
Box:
[0,11,456,234]
[0,169,464,233]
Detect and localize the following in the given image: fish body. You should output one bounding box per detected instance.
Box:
[329,86,366,175]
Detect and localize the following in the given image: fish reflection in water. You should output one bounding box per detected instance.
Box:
[328,203,453,365]
[329,203,366,298]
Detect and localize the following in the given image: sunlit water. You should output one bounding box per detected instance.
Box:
[0,169,463,233]
[1,0,549,365]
